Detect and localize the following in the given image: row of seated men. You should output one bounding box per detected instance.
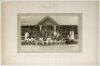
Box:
[22,37,74,45]
[22,41,66,45]
[22,40,66,45]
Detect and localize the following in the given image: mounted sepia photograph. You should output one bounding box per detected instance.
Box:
[18,13,82,53]
[2,1,98,65]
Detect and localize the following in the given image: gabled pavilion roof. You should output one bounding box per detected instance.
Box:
[36,16,59,25]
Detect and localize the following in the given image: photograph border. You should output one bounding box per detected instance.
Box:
[17,13,82,53]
